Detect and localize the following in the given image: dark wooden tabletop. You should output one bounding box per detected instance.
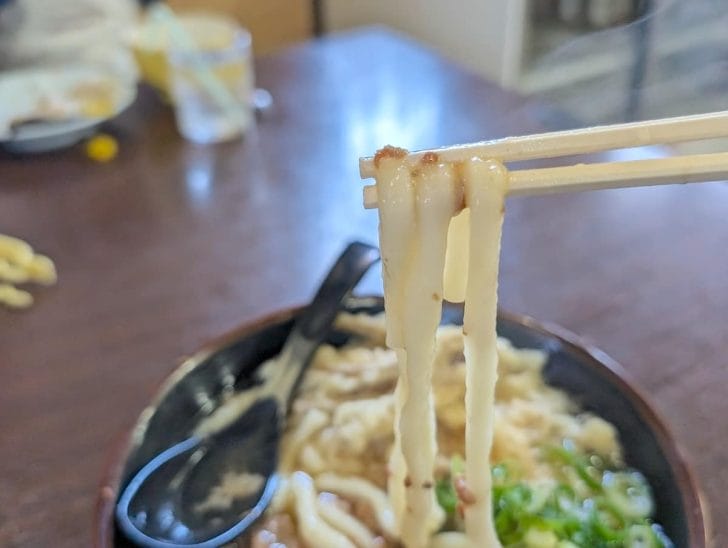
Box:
[0,28,725,547]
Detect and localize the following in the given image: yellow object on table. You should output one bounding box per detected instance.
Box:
[0,283,33,309]
[85,134,118,162]
[0,234,57,310]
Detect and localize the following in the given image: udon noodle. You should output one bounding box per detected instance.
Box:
[375,149,510,546]
[246,312,624,548]
[205,148,668,547]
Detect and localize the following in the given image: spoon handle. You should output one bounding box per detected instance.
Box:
[272,242,380,410]
[296,241,380,341]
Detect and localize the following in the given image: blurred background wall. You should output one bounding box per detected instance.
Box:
[323,0,728,128]
[324,0,527,88]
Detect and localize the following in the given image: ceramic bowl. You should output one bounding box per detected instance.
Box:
[95,297,708,547]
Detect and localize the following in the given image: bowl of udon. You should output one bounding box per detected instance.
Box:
[95,296,707,548]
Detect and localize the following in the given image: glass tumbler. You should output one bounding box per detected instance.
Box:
[168,27,254,144]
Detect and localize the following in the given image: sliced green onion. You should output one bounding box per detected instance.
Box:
[435,477,458,516]
[626,524,660,547]
[603,470,654,519]
[433,447,671,548]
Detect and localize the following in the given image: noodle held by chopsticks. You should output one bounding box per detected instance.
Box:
[373,152,508,547]
[461,159,508,547]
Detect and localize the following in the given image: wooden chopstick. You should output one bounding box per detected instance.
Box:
[361,110,728,208]
[508,151,728,196]
[359,110,728,179]
[362,151,728,208]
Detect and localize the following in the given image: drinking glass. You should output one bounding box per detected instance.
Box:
[168,26,253,144]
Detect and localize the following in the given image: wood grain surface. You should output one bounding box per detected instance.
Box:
[0,28,724,547]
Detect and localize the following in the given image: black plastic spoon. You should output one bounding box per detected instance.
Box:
[116,242,380,547]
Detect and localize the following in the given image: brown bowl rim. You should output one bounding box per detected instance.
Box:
[93,300,710,547]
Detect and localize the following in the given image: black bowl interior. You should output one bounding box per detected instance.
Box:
[114,296,693,547]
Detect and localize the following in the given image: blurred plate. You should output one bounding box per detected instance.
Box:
[0,65,136,153]
[94,297,709,547]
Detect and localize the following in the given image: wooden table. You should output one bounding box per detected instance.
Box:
[1,28,725,547]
